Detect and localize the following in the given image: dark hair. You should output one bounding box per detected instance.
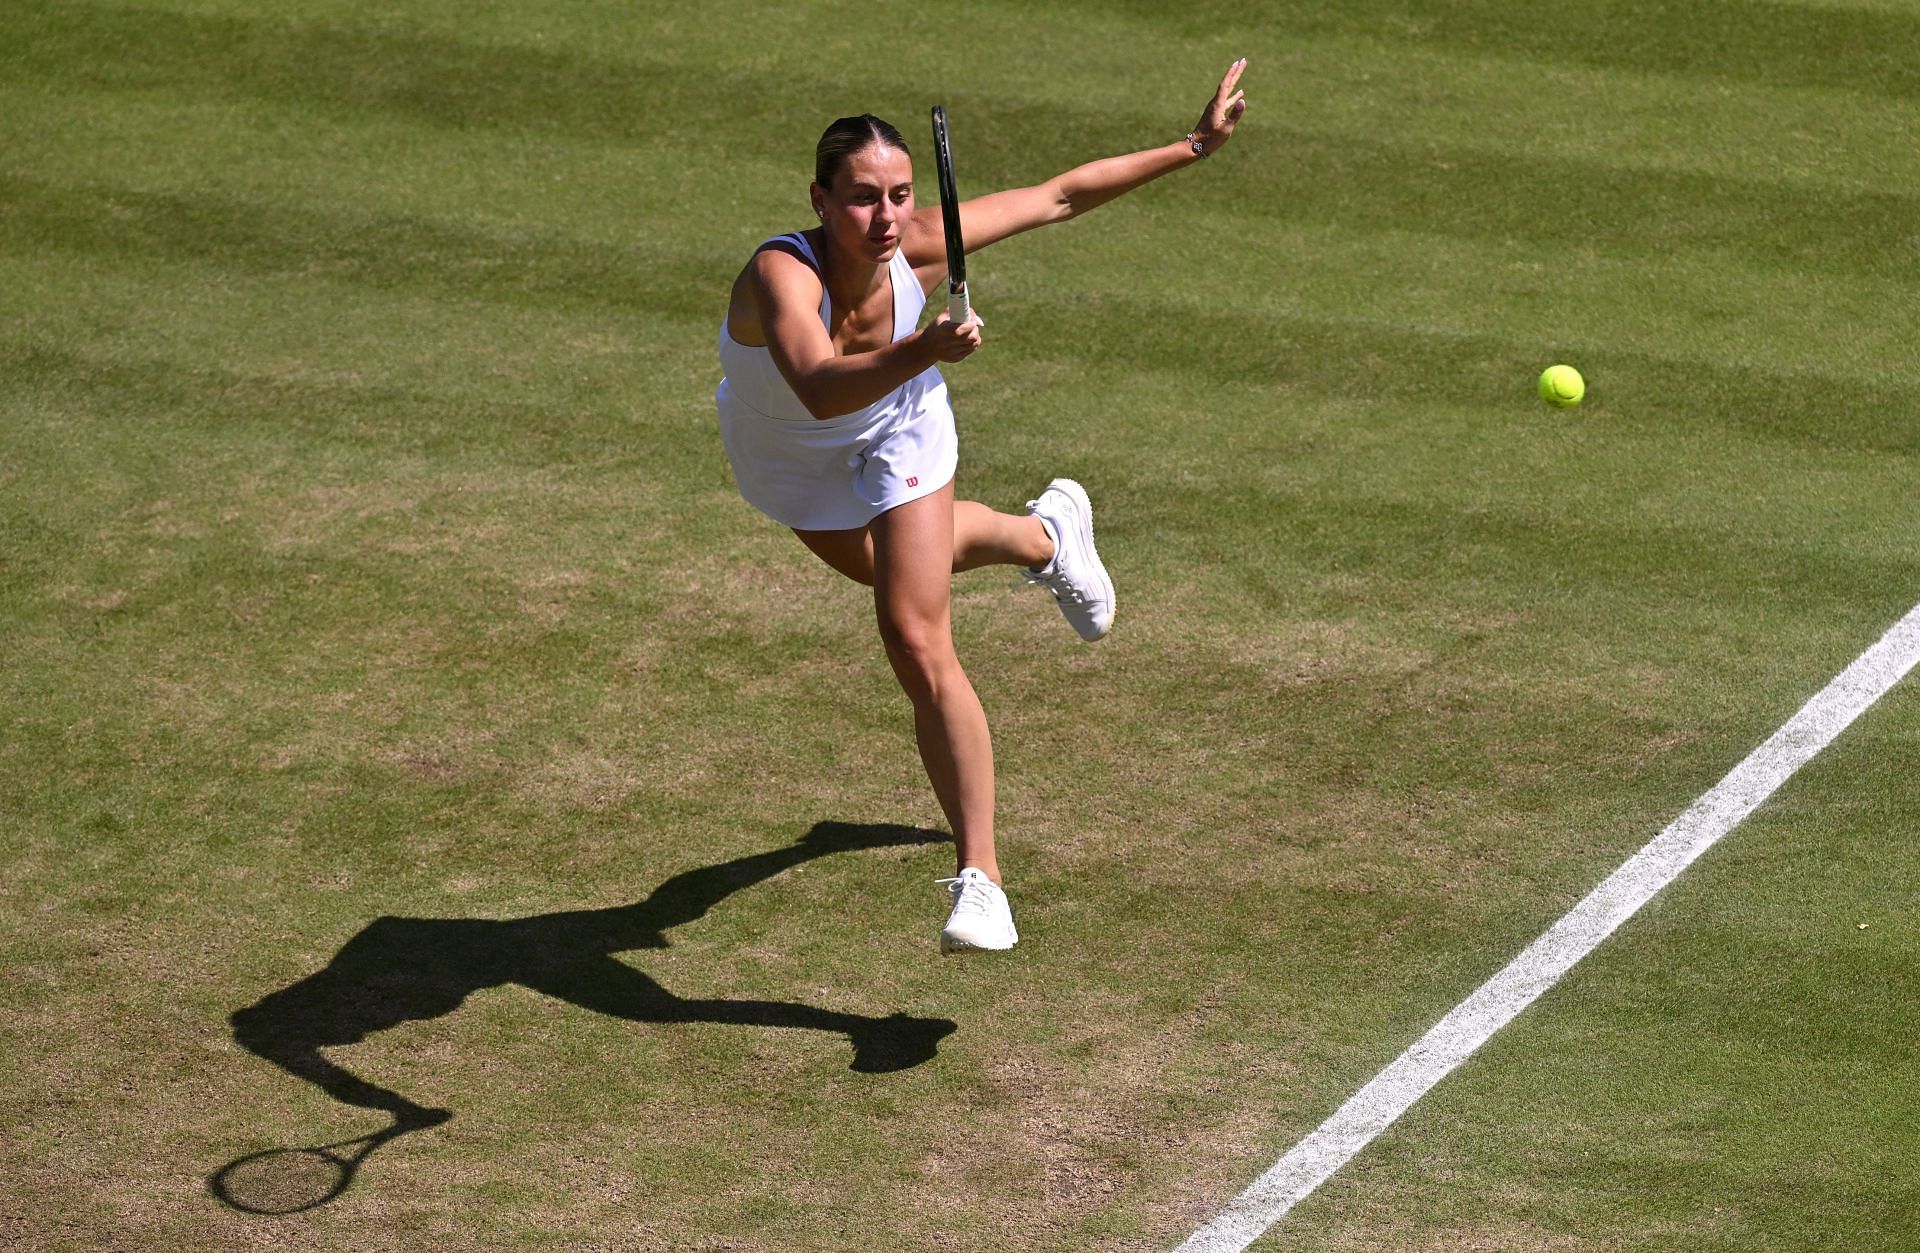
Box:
[814,114,910,188]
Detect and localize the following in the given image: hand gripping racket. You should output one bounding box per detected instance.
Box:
[930,105,970,325]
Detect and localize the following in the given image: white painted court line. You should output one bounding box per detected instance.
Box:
[1179,599,1920,1253]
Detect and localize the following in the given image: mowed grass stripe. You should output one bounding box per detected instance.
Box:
[1246,39,1920,194]
[12,131,1911,340]
[1158,125,1920,282]
[0,337,698,501]
[976,283,1920,458]
[999,234,1917,395]
[5,1,1146,153]
[0,174,724,322]
[6,0,793,142]
[979,0,1920,99]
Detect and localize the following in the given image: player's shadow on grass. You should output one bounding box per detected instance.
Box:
[210,821,954,1214]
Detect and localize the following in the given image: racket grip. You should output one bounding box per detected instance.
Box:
[947,282,971,326]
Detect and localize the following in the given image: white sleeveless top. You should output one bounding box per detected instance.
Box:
[713,232,959,530]
[716,232,938,427]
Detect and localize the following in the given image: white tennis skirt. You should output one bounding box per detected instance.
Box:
[715,376,959,531]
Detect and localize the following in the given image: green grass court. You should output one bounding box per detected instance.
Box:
[4,1,1918,1248]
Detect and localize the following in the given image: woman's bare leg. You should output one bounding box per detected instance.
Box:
[952,501,1053,573]
[794,497,1051,587]
[866,485,1000,881]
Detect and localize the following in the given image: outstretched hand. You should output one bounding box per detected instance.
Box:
[1190,58,1249,156]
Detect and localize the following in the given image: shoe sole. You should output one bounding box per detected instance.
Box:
[941,933,1018,955]
[1046,477,1114,641]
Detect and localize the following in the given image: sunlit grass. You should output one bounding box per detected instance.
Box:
[4,1,1917,1248]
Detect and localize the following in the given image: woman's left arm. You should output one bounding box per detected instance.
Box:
[906,59,1248,273]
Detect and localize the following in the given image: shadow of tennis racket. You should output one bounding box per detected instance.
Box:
[209,1107,449,1215]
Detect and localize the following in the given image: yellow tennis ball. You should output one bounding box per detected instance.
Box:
[1538,364,1585,407]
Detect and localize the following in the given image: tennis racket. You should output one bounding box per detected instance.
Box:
[929,104,970,325]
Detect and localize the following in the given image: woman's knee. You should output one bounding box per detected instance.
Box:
[876,613,959,702]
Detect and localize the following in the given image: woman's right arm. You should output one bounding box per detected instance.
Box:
[751,249,981,421]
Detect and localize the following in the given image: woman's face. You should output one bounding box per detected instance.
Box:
[812,143,914,265]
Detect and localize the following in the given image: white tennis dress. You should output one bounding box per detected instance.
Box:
[716,232,959,531]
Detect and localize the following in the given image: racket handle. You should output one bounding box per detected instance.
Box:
[947,282,971,326]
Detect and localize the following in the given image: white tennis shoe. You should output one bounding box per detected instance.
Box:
[1025,478,1114,642]
[937,868,1018,954]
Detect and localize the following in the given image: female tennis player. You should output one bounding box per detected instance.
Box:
[716,61,1249,953]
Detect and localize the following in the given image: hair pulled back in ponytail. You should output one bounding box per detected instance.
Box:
[814,114,911,188]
